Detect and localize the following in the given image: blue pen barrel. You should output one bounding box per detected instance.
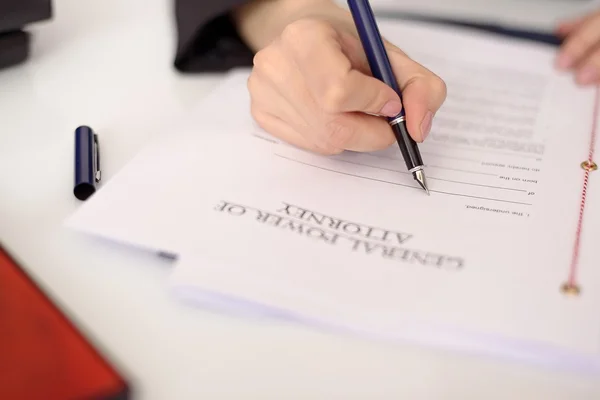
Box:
[347,0,403,98]
[74,126,97,200]
[347,0,427,187]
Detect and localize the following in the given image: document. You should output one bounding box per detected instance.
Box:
[64,19,600,372]
[238,21,597,225]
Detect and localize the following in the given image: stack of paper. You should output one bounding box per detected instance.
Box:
[65,19,600,373]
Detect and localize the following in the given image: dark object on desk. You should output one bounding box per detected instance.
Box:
[74,125,101,201]
[0,244,131,400]
[0,0,52,69]
[0,30,29,69]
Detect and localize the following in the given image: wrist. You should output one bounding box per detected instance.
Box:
[233,0,347,51]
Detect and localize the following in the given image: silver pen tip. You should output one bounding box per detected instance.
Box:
[413,169,430,195]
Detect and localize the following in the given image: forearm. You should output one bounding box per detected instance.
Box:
[232,0,349,51]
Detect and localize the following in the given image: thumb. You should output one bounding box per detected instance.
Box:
[387,49,447,142]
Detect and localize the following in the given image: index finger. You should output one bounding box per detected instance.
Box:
[280,19,403,117]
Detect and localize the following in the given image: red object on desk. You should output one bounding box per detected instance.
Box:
[0,245,130,400]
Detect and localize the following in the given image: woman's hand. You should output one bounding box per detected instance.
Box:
[233,0,447,155]
[556,10,600,85]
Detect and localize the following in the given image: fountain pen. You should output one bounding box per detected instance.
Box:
[347,0,429,194]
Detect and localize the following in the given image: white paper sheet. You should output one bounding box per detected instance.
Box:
[64,19,600,372]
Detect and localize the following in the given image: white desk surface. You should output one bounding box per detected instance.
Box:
[2,0,600,399]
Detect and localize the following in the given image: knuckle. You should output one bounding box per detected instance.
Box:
[252,47,278,75]
[281,18,332,43]
[252,44,295,85]
[246,73,257,93]
[403,73,427,89]
[320,79,349,113]
[405,70,448,105]
[252,48,268,68]
[252,47,264,65]
[280,19,334,60]
[250,103,268,128]
[280,20,306,45]
[433,76,448,100]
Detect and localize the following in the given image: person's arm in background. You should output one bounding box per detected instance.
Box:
[174,0,447,154]
[555,9,600,85]
[173,0,254,71]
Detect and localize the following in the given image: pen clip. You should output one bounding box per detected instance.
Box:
[93,133,101,182]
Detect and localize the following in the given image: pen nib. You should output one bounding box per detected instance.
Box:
[413,169,430,195]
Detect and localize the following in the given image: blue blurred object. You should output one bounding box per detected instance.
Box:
[373,12,563,46]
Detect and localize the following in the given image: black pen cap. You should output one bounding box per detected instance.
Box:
[73,125,100,201]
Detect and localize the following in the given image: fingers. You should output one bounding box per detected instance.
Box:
[386,46,447,142]
[555,14,592,37]
[247,61,324,151]
[247,57,306,126]
[282,19,403,117]
[556,11,600,79]
[283,18,445,144]
[247,17,448,157]
[573,50,600,85]
[316,113,397,152]
[311,68,404,117]
[250,60,396,154]
[252,108,333,155]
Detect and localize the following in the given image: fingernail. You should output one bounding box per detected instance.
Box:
[577,66,598,84]
[420,111,433,141]
[380,101,402,117]
[556,52,573,70]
